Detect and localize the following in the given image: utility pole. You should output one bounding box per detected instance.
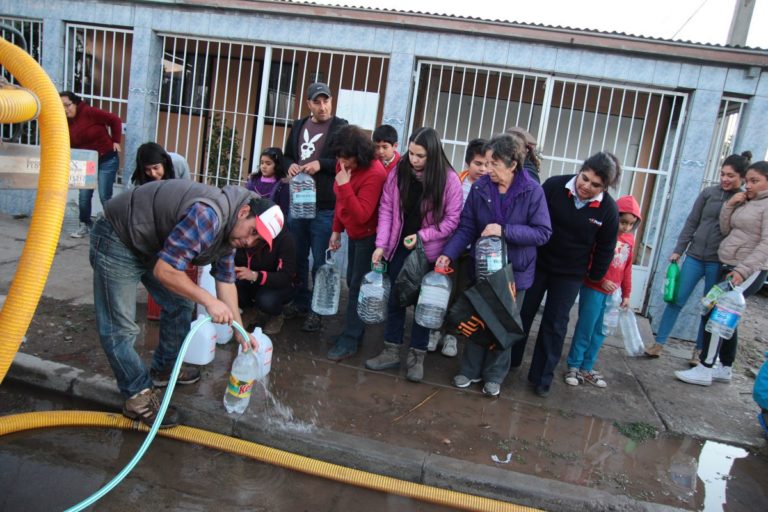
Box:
[727,0,756,46]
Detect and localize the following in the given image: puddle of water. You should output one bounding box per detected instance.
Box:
[697,441,748,512]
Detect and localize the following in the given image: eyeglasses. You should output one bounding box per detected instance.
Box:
[61,102,74,108]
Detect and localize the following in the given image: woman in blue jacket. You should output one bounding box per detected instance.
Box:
[437,133,552,397]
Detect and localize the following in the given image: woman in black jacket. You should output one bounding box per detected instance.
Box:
[234,230,297,335]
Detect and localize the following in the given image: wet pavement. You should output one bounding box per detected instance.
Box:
[1,213,767,511]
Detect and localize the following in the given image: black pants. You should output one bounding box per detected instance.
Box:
[338,234,377,345]
[236,281,295,316]
[700,267,767,367]
[511,268,582,388]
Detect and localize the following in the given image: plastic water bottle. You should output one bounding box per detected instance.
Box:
[183,314,217,365]
[602,290,621,336]
[705,288,746,340]
[415,267,453,329]
[289,172,316,219]
[358,262,390,324]
[238,327,274,380]
[197,264,233,344]
[475,236,506,278]
[700,278,733,316]
[311,249,341,315]
[663,261,680,303]
[223,348,258,414]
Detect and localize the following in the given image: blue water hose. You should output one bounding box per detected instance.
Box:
[64,316,249,512]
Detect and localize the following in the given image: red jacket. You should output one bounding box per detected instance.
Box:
[332,159,387,240]
[67,102,122,158]
[584,195,642,299]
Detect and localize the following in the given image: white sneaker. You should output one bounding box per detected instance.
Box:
[675,364,713,386]
[427,330,441,352]
[712,364,732,383]
[564,367,581,386]
[441,335,458,357]
[70,223,90,238]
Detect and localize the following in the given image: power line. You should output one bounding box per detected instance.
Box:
[672,0,710,39]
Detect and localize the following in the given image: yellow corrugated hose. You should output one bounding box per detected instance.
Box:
[0,37,70,383]
[0,39,537,512]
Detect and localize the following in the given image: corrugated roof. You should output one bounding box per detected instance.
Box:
[286,0,767,52]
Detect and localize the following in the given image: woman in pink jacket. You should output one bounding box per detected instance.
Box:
[365,127,463,382]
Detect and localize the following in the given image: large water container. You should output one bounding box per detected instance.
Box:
[602,290,621,336]
[238,327,273,380]
[358,262,390,324]
[415,267,453,329]
[705,288,746,340]
[183,314,217,365]
[311,250,341,315]
[475,236,506,278]
[289,172,316,219]
[197,264,233,344]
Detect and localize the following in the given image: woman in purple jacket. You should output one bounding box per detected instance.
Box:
[366,127,463,383]
[437,133,552,397]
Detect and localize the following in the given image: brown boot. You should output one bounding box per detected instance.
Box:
[688,347,701,367]
[263,314,284,335]
[644,342,664,358]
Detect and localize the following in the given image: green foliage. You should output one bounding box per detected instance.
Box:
[207,113,241,188]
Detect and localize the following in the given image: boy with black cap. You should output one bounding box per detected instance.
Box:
[283,82,348,332]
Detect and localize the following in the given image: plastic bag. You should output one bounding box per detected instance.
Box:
[395,236,429,307]
[619,309,644,357]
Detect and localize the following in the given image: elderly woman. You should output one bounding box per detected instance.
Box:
[437,133,551,397]
[511,151,621,397]
[676,160,768,386]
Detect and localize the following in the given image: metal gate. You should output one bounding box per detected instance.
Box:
[155,34,389,186]
[410,61,689,309]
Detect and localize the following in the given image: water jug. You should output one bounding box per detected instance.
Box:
[619,309,644,356]
[700,278,733,315]
[475,236,506,278]
[602,290,621,336]
[197,264,234,344]
[705,287,746,340]
[663,261,680,303]
[183,314,217,365]
[223,347,258,414]
[415,266,453,329]
[311,249,341,315]
[358,262,390,324]
[238,327,274,380]
[289,172,316,219]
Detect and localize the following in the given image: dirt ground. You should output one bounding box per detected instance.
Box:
[21,287,768,382]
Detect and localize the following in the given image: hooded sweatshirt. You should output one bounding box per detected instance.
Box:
[583,195,642,300]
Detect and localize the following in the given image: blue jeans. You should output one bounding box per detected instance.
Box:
[288,208,334,311]
[79,152,119,225]
[566,286,609,371]
[655,256,720,349]
[384,245,430,350]
[90,216,194,398]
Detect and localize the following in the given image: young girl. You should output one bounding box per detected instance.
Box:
[565,195,641,388]
[246,147,289,217]
[366,127,463,382]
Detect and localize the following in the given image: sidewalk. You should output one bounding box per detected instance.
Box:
[1,213,765,511]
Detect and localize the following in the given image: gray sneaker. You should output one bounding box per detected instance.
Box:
[365,342,401,371]
[406,348,426,382]
[452,374,481,388]
[441,335,458,357]
[482,382,501,397]
[70,223,90,238]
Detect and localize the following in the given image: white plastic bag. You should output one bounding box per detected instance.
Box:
[619,309,644,357]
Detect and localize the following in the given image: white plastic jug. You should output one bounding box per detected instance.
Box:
[183,314,217,365]
[311,249,341,315]
[197,264,234,344]
[289,172,317,219]
[237,327,273,380]
[415,267,453,329]
[358,262,390,324]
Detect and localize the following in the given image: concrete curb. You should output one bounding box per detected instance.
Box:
[6,352,685,512]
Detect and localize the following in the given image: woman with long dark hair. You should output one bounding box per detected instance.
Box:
[365,127,463,382]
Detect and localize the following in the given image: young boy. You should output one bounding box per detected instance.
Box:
[458,138,488,204]
[564,195,641,389]
[372,124,400,174]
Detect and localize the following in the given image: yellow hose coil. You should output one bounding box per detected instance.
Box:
[0,86,40,123]
[0,411,538,512]
[0,38,70,383]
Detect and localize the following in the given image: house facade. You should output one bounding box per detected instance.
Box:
[1,0,767,340]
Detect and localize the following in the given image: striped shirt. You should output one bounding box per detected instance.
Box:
[157,203,235,282]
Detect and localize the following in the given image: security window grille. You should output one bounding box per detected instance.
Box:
[702,97,746,189]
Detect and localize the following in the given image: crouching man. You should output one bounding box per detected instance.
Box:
[91,180,284,427]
